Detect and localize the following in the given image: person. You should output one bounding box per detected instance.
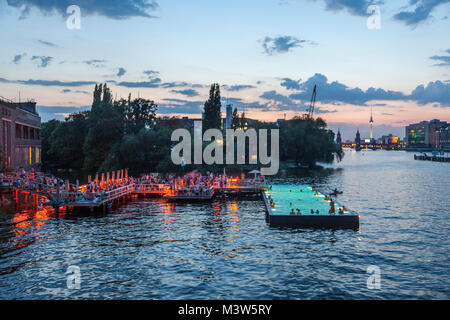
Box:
[315,210,319,214]
[296,209,301,215]
[338,208,344,214]
[290,209,295,215]
[310,209,314,214]
[329,201,335,214]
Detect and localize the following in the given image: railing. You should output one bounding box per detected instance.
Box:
[134,183,169,192]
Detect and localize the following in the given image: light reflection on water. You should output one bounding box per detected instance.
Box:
[0,150,449,299]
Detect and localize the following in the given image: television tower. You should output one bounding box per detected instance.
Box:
[369,105,374,140]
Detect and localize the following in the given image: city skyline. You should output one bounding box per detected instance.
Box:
[1,0,450,140]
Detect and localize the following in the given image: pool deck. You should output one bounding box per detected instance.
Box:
[262,185,359,230]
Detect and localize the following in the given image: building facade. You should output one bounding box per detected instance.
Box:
[437,126,450,151]
[0,98,41,169]
[405,119,448,149]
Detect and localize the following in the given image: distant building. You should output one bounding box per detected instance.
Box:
[336,129,342,146]
[405,119,448,149]
[378,134,399,146]
[355,129,361,150]
[437,126,450,151]
[369,105,374,142]
[0,97,41,169]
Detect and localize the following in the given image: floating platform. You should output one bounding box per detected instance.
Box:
[263,185,359,230]
[414,154,450,162]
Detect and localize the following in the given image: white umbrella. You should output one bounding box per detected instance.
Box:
[249,169,261,180]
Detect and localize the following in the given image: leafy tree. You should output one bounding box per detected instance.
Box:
[83,83,124,173]
[41,119,63,168]
[121,95,157,134]
[280,117,343,167]
[231,108,240,129]
[240,112,246,129]
[48,112,89,169]
[100,127,172,175]
[203,83,222,130]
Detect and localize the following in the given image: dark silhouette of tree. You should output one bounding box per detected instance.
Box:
[240,112,246,129]
[203,83,222,130]
[82,83,124,173]
[231,108,240,129]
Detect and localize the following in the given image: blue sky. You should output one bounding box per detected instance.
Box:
[1,0,449,139]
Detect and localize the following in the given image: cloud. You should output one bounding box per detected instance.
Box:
[281,73,450,107]
[31,55,53,68]
[317,0,378,16]
[117,78,162,88]
[224,84,256,91]
[12,53,26,64]
[393,0,450,26]
[60,89,90,94]
[159,98,204,114]
[170,89,199,97]
[260,90,295,106]
[161,82,204,88]
[84,59,107,68]
[288,73,406,105]
[410,80,450,106]
[0,77,96,87]
[280,78,301,90]
[117,67,127,77]
[430,52,450,67]
[260,36,314,55]
[143,70,160,77]
[6,0,159,20]
[38,40,57,47]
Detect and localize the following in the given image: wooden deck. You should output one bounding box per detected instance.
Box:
[6,174,268,211]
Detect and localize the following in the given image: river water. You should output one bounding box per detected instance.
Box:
[0,150,449,299]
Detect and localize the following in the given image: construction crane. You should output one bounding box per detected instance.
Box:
[307,85,317,119]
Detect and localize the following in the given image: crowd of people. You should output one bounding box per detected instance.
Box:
[4,168,265,204]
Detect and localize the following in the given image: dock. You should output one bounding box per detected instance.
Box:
[262,185,359,230]
[414,154,450,162]
[5,173,266,211]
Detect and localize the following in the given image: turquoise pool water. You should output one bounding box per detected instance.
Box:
[264,184,355,216]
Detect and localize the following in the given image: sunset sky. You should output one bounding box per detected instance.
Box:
[1,0,449,140]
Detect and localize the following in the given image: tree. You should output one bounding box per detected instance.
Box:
[83,83,124,173]
[240,112,246,129]
[231,108,240,129]
[203,83,222,130]
[121,95,157,135]
[280,117,343,167]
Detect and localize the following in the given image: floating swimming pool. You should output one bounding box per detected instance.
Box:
[263,185,359,229]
